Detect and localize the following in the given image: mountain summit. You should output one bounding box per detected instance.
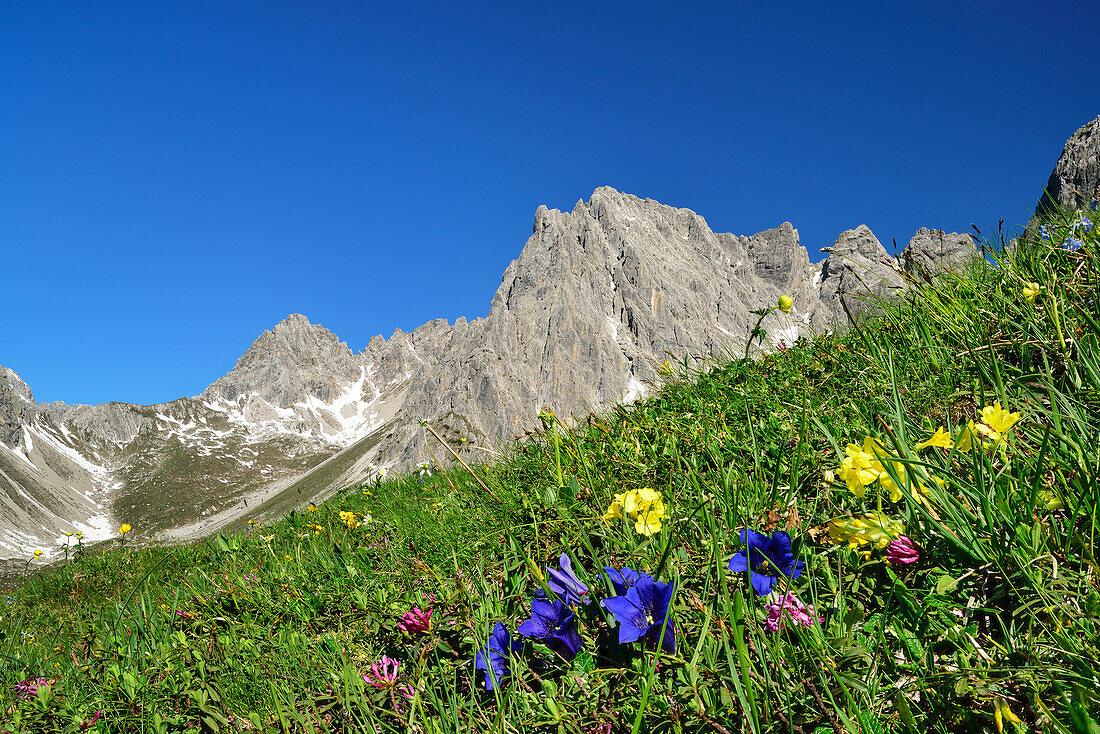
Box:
[0,186,973,560]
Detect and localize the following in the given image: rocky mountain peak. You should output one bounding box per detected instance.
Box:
[204,314,363,406]
[0,366,37,447]
[1037,115,1100,218]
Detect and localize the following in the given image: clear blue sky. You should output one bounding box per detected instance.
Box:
[2,1,1096,406]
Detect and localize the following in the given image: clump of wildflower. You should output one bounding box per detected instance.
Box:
[33,549,42,559]
[657,360,675,376]
[827,512,905,552]
[517,591,583,660]
[305,523,324,534]
[1038,225,1050,240]
[1022,282,1040,304]
[1065,237,1084,251]
[728,529,805,596]
[397,607,432,635]
[603,487,670,536]
[339,511,361,529]
[14,677,49,701]
[885,536,921,565]
[1075,215,1093,234]
[763,592,821,632]
[363,656,415,709]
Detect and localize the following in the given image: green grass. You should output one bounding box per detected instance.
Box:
[2,204,1099,732]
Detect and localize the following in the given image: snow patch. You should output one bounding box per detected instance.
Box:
[623,376,647,403]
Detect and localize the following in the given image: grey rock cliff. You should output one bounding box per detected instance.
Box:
[1,367,37,447]
[901,228,979,278]
[1037,115,1100,217]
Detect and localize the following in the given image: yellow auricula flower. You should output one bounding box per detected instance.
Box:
[916,427,953,450]
[955,420,988,452]
[118,524,132,535]
[635,509,665,536]
[1022,282,1040,303]
[33,549,42,559]
[979,402,1021,436]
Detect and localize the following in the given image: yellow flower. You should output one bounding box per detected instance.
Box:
[979,402,1021,437]
[838,443,879,496]
[634,509,664,536]
[827,512,904,550]
[261,535,274,542]
[916,427,953,450]
[778,295,793,313]
[305,523,324,534]
[602,500,623,522]
[33,549,42,559]
[657,360,674,376]
[339,511,361,529]
[955,420,987,451]
[1022,282,1040,303]
[119,524,132,535]
[621,489,644,516]
[308,504,318,512]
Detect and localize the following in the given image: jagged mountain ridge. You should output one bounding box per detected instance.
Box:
[2,187,973,560]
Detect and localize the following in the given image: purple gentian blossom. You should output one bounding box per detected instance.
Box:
[547,553,589,606]
[600,572,677,654]
[728,528,805,596]
[474,621,521,690]
[517,591,583,660]
[1065,237,1084,251]
[604,565,642,595]
[885,536,921,565]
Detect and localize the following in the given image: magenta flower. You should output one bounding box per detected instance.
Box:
[364,655,404,689]
[397,606,432,635]
[886,536,920,565]
[14,677,49,701]
[763,592,821,632]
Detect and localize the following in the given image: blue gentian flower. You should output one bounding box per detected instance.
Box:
[517,591,583,660]
[547,553,589,606]
[474,621,521,690]
[1091,200,1098,212]
[600,571,676,654]
[1078,216,1094,233]
[1039,225,1050,240]
[727,528,805,597]
[1065,237,1084,251]
[604,565,642,595]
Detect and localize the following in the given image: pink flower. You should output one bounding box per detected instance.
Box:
[397,606,432,635]
[886,536,920,565]
[763,592,821,632]
[364,655,403,689]
[13,677,49,701]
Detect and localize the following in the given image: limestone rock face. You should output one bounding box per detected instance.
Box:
[901,228,980,278]
[1037,115,1100,217]
[0,367,36,447]
[812,226,905,329]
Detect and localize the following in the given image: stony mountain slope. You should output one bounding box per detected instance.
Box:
[1037,115,1100,218]
[0,187,981,560]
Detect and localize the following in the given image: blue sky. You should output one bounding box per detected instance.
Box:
[2,1,1096,406]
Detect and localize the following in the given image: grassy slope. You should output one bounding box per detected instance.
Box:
[2,208,1098,733]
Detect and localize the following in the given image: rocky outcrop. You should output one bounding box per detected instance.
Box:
[0,367,37,447]
[901,228,980,278]
[812,225,905,328]
[1037,115,1100,217]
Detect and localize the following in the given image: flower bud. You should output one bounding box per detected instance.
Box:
[885,535,920,565]
[778,295,793,313]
